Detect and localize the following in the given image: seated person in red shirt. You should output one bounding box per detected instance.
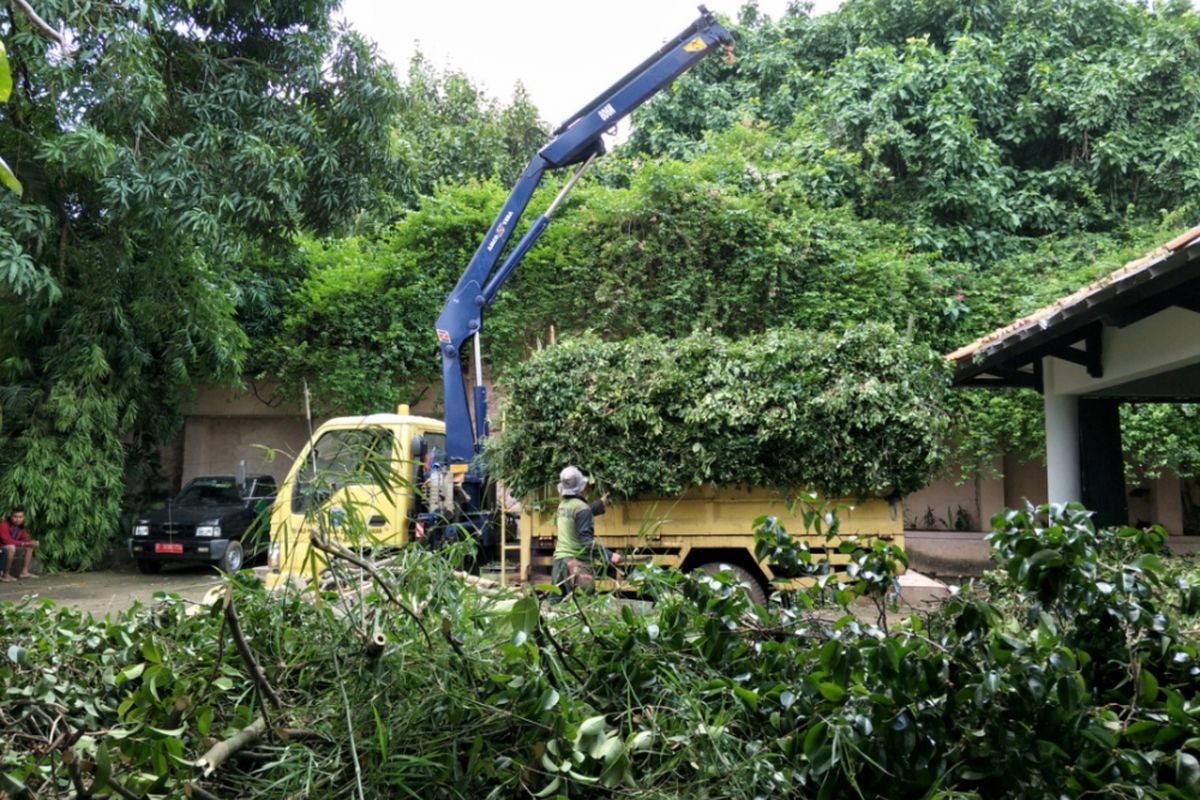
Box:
[0,507,40,581]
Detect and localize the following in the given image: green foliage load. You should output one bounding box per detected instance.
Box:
[2,503,1198,798]
[492,323,951,499]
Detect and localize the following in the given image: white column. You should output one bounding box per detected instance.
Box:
[1044,390,1081,504]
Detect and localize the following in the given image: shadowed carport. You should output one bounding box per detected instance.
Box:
[946,223,1200,527]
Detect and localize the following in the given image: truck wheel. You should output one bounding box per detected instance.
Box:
[219,541,244,572]
[136,559,162,575]
[698,562,767,606]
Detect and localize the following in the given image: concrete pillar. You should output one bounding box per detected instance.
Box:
[1044,391,1081,504]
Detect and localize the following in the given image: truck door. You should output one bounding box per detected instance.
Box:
[407,429,446,540]
[287,426,401,548]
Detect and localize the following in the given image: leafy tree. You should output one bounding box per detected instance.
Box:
[393,54,547,203]
[0,1,399,568]
[634,0,1200,257]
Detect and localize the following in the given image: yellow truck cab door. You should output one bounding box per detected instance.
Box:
[307,425,400,544]
[270,424,400,580]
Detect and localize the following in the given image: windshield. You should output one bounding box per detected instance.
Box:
[174,478,244,507]
[291,428,394,514]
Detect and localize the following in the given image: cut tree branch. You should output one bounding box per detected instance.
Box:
[194,715,267,777]
[185,782,221,800]
[310,531,433,647]
[223,586,283,709]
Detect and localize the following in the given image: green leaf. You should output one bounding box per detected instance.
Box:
[627,730,653,753]
[803,721,828,757]
[510,596,539,636]
[533,777,561,797]
[94,744,112,790]
[196,705,214,736]
[118,663,145,683]
[1177,752,1199,787]
[733,685,758,711]
[1138,669,1159,705]
[0,40,11,102]
[5,645,25,665]
[577,715,607,740]
[0,156,23,195]
[817,682,846,702]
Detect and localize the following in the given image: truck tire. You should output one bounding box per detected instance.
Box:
[218,541,244,573]
[698,562,767,606]
[136,558,162,575]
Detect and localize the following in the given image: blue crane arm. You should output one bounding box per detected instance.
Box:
[435,6,733,469]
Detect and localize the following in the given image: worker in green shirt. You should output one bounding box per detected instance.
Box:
[551,466,621,602]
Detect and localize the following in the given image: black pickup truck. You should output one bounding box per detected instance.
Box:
[128,475,276,574]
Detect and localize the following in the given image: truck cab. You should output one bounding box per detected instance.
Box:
[267,406,445,581]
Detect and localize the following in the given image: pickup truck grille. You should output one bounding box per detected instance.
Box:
[155,523,195,537]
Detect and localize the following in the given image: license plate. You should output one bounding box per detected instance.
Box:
[155,543,184,554]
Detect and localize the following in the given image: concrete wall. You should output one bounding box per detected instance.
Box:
[173,378,450,489]
[176,382,312,487]
[904,459,1004,531]
[1003,455,1048,510]
[181,416,312,485]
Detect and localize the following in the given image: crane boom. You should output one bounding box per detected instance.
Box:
[431,6,733,532]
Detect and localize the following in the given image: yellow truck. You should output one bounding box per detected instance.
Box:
[266,405,904,601]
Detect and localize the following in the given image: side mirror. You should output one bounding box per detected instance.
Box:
[411,434,427,461]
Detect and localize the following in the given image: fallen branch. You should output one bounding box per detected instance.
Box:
[223,586,283,710]
[441,615,476,687]
[194,716,267,777]
[453,570,501,590]
[106,774,141,800]
[310,532,432,647]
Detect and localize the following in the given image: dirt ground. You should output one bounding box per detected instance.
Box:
[0,562,223,617]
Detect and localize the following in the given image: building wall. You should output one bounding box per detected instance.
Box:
[1003,455,1049,510]
[181,416,313,485]
[173,383,311,487]
[904,459,1004,531]
[174,383,1191,534]
[172,378,451,489]
[904,451,1188,535]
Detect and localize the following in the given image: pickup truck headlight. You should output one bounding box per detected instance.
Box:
[133,523,150,537]
[195,524,221,538]
[267,542,281,572]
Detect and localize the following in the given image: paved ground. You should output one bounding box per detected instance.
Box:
[0,563,224,617]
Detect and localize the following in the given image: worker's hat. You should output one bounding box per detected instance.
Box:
[557,466,588,496]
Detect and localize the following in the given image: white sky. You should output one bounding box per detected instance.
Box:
[339,1,844,127]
